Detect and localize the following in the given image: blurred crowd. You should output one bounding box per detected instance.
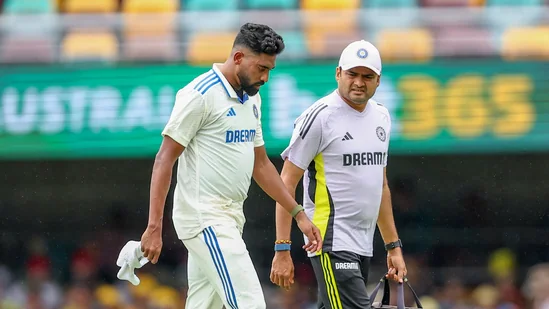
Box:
[1,177,548,309]
[1,234,549,309]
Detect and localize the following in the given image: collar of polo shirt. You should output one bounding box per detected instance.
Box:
[212,64,249,104]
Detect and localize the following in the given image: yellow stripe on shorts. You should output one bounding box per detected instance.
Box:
[320,253,342,309]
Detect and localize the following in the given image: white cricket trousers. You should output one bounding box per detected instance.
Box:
[182,225,266,309]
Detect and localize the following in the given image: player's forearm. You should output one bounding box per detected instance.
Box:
[147,155,174,230]
[253,161,299,215]
[376,184,399,243]
[275,203,293,240]
[275,179,297,240]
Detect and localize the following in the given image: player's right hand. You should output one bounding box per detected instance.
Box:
[140,226,163,264]
[270,251,295,290]
[295,212,323,253]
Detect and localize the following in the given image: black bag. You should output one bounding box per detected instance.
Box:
[369,275,423,309]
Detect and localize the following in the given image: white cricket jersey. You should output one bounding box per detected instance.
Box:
[281,90,391,257]
[162,64,264,240]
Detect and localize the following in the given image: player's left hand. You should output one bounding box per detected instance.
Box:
[295,212,322,253]
[386,248,406,283]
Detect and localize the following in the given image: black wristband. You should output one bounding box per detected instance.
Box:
[384,239,402,251]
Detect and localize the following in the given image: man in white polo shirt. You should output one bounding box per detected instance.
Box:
[139,23,322,309]
[270,40,407,308]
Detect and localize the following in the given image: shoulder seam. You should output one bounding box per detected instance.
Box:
[299,103,328,139]
[376,104,390,116]
[371,100,389,113]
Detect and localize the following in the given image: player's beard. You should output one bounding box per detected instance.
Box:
[238,72,264,96]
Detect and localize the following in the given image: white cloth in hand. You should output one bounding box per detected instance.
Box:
[116,240,149,286]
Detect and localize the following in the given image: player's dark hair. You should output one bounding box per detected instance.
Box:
[233,23,285,56]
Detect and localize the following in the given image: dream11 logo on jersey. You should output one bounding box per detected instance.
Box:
[225,129,256,143]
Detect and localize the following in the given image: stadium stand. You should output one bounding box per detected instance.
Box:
[61,30,119,61]
[303,10,359,58]
[487,0,541,5]
[0,0,547,63]
[376,28,434,61]
[183,0,239,11]
[501,26,549,60]
[366,0,418,7]
[276,31,308,60]
[1,35,56,63]
[433,26,496,57]
[63,0,118,13]
[186,32,237,64]
[123,33,180,61]
[245,0,298,10]
[421,0,476,6]
[301,0,360,10]
[122,0,178,13]
[0,9,58,63]
[120,0,179,60]
[122,12,179,60]
[3,0,55,14]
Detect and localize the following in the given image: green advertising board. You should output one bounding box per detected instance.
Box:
[1,60,548,159]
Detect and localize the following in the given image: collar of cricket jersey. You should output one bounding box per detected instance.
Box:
[333,90,373,116]
[212,63,249,104]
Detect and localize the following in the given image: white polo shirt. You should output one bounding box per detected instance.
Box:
[162,64,264,240]
[282,90,391,257]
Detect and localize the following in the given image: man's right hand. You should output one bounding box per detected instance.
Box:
[140,225,163,264]
[270,251,295,290]
[295,212,323,253]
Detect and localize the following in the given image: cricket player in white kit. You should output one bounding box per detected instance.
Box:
[139,23,322,309]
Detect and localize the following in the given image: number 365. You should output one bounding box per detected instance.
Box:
[399,74,535,139]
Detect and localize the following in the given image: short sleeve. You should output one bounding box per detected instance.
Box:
[281,108,325,170]
[254,95,265,148]
[161,88,207,147]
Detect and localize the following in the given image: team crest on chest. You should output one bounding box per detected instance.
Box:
[253,104,259,119]
[376,126,386,142]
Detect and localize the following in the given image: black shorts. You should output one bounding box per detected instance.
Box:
[310,251,371,309]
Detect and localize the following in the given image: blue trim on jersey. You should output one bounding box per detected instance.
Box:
[197,75,219,93]
[238,93,249,104]
[212,70,249,104]
[203,228,238,309]
[215,72,233,98]
[200,79,221,95]
[194,71,215,91]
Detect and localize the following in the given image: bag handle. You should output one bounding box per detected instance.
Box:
[369,274,423,309]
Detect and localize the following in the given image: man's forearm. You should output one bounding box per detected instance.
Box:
[377,184,399,243]
[275,177,297,240]
[147,156,174,230]
[253,161,299,215]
